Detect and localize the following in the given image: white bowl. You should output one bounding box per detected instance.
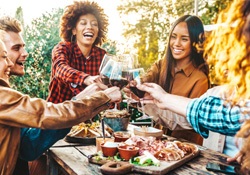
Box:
[134,127,163,138]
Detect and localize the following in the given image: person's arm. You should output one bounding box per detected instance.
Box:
[144,104,192,130]
[0,81,120,129]
[137,83,242,137]
[19,128,70,161]
[186,96,242,138]
[18,83,114,161]
[137,82,190,115]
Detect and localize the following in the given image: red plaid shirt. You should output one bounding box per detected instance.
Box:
[47,41,106,103]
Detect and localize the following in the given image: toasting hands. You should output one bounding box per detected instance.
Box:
[75,83,122,103]
[136,83,169,110]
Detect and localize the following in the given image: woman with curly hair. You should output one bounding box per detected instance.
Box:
[47,0,109,103]
[31,1,109,174]
[137,0,250,173]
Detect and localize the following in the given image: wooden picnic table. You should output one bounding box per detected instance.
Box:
[47,125,238,175]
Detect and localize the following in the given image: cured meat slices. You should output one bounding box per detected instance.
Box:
[124,136,196,161]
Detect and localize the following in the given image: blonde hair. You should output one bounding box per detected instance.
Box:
[204,0,250,103]
[206,1,250,173]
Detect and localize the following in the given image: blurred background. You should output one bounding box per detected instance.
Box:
[0,0,232,99]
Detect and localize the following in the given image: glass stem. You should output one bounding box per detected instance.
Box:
[113,103,117,110]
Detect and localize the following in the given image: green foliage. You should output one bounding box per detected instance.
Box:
[15,7,24,28]
[10,8,63,99]
[199,0,233,24]
[101,40,117,55]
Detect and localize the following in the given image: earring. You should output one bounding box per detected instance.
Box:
[71,34,76,43]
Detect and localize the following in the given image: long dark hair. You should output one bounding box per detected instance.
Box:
[162,15,208,92]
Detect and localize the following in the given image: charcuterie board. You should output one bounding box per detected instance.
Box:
[87,141,200,175]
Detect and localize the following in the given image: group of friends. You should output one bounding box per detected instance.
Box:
[0,0,249,174]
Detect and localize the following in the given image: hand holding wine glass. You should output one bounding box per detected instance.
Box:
[128,68,152,121]
[129,68,146,99]
[109,62,130,89]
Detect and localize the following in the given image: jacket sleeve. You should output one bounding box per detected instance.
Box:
[19,128,70,161]
[0,86,110,129]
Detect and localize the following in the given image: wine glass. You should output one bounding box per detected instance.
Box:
[128,68,152,121]
[99,54,115,74]
[109,62,130,89]
[99,55,118,86]
[117,54,139,110]
[109,61,131,111]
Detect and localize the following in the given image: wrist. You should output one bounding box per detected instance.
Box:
[71,96,77,100]
[83,75,90,85]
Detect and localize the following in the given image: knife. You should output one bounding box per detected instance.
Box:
[101,118,105,142]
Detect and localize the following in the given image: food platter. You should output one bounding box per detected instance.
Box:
[88,136,200,175]
[88,144,199,175]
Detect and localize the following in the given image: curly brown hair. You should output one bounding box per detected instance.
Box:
[204,0,250,102]
[60,0,109,46]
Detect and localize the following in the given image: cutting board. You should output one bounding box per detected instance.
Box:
[86,144,200,175]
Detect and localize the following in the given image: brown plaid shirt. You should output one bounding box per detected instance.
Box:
[47,41,106,103]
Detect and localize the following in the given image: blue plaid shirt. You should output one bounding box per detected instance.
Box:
[186,96,243,138]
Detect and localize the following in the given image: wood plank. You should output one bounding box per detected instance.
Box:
[52,139,84,147]
[48,147,101,175]
[76,145,97,157]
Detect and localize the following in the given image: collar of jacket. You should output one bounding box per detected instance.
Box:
[0,78,10,87]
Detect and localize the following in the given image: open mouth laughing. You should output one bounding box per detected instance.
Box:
[16,60,25,67]
[83,32,94,38]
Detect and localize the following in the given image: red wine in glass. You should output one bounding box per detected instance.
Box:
[110,79,129,89]
[101,75,110,86]
[130,86,145,98]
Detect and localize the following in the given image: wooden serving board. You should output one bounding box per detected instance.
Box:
[83,145,200,175]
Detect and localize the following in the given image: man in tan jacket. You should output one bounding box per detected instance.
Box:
[0,38,121,174]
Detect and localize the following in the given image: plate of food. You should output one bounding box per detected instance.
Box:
[65,121,113,145]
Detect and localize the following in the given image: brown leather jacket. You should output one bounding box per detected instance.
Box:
[0,78,110,175]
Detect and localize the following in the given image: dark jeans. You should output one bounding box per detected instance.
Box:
[13,158,29,175]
